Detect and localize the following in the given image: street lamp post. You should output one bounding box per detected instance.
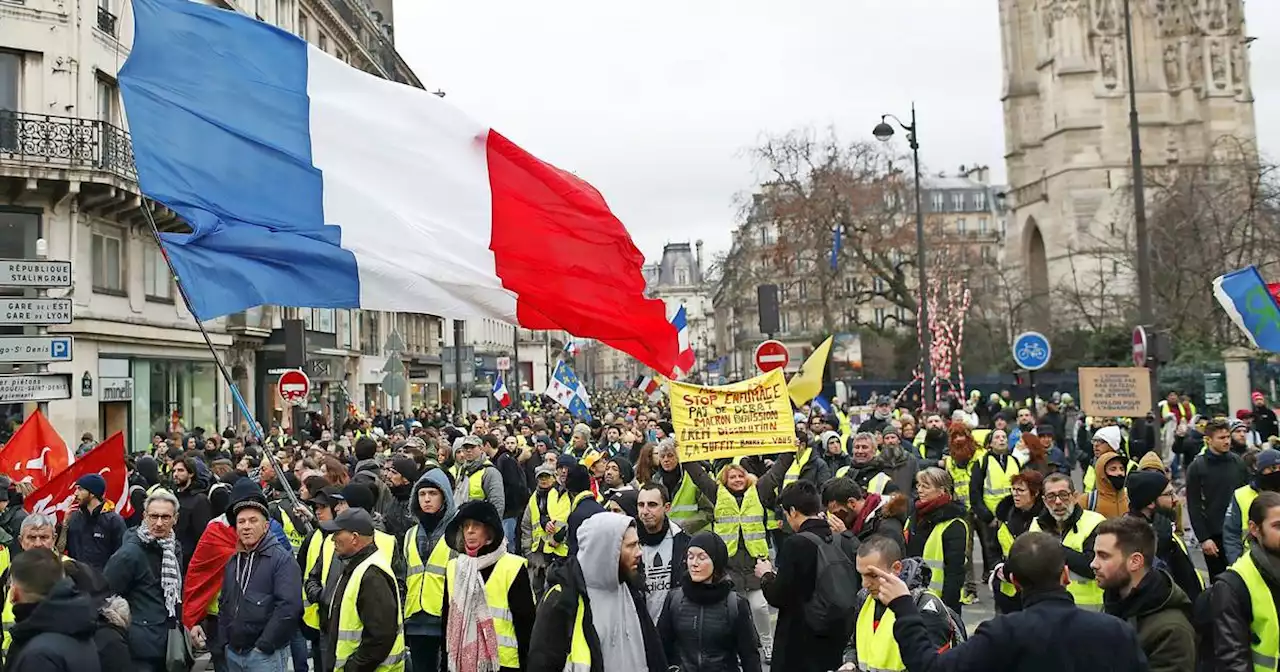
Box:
[874,104,933,410]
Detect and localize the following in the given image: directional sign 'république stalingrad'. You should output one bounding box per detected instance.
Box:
[0,258,74,405]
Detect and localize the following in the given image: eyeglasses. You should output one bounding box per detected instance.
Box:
[146,513,175,522]
[1011,487,1030,495]
[1043,491,1074,502]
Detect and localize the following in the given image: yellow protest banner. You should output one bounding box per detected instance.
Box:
[668,368,796,461]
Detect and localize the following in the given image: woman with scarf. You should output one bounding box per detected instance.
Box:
[401,468,457,672]
[103,489,185,672]
[442,499,536,672]
[991,469,1046,613]
[904,467,968,615]
[658,531,763,672]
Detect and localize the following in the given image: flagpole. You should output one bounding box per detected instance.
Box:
[140,202,312,532]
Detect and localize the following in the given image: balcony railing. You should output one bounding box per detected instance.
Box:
[0,111,136,180]
[97,5,118,35]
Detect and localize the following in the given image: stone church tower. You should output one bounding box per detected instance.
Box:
[999,0,1257,316]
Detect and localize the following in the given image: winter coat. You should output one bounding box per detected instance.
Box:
[904,498,968,614]
[173,482,213,572]
[760,517,852,672]
[1080,452,1130,519]
[93,596,134,671]
[322,543,400,672]
[757,450,831,512]
[527,523,668,672]
[4,579,101,672]
[1210,543,1280,672]
[1252,405,1279,442]
[102,532,183,661]
[492,448,530,519]
[1103,570,1195,672]
[658,579,762,672]
[1185,448,1248,541]
[65,504,127,571]
[216,529,303,655]
[453,460,506,514]
[887,588,1148,672]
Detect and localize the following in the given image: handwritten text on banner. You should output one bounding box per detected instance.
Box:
[669,369,796,461]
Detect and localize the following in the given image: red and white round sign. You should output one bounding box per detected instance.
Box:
[277,369,311,406]
[754,340,790,373]
[1132,326,1148,367]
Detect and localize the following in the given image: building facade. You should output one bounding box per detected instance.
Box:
[999,0,1256,317]
[642,241,716,381]
[712,169,1006,382]
[0,0,433,448]
[442,317,568,408]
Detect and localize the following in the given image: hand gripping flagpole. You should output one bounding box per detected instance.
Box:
[140,202,314,534]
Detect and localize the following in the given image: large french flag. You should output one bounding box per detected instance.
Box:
[119,0,681,376]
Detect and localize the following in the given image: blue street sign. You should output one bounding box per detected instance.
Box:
[1011,331,1051,371]
[0,335,73,363]
[50,337,71,360]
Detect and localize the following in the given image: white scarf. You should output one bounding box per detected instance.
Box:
[445,545,505,672]
[136,525,182,618]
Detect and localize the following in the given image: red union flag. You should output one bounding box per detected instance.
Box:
[24,433,130,523]
[0,409,72,489]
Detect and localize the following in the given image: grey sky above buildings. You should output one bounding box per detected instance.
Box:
[395,0,1280,264]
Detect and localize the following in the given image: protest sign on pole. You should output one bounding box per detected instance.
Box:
[668,368,795,461]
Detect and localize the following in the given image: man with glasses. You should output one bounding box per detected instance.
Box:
[1029,474,1106,611]
[104,490,183,672]
[1125,469,1204,601]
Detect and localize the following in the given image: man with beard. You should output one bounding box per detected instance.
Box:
[857,397,894,435]
[64,475,126,572]
[1029,473,1106,611]
[383,455,423,538]
[1009,406,1037,454]
[1225,448,1280,564]
[1125,470,1203,602]
[1211,490,1280,672]
[170,458,212,573]
[1186,419,1249,580]
[822,477,907,555]
[1091,516,1196,672]
[634,482,688,623]
[919,413,948,470]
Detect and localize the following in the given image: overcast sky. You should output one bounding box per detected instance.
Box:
[394,0,1280,264]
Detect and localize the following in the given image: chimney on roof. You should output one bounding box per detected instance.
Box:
[695,240,704,282]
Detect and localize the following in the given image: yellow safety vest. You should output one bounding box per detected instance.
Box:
[834,466,890,495]
[944,456,973,510]
[712,485,768,558]
[982,453,1022,513]
[855,595,905,672]
[1235,485,1260,551]
[783,448,812,486]
[301,529,324,629]
[1228,553,1280,672]
[446,554,528,669]
[0,547,11,650]
[331,551,406,671]
[919,517,966,598]
[1170,533,1208,590]
[403,525,452,619]
[528,489,571,557]
[467,461,493,500]
[280,508,305,554]
[320,529,397,586]
[668,471,701,527]
[544,584,592,670]
[1031,510,1106,610]
[995,522,1018,597]
[972,429,991,448]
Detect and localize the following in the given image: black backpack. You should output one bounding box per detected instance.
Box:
[799,531,861,633]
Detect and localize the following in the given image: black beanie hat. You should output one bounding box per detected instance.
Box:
[688,530,730,581]
[1126,470,1170,513]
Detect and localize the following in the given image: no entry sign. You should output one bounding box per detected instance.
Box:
[277,369,311,406]
[754,340,790,373]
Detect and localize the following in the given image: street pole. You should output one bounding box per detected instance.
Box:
[908,105,933,411]
[453,320,464,418]
[34,238,48,419]
[282,307,306,441]
[511,325,521,405]
[1123,0,1159,415]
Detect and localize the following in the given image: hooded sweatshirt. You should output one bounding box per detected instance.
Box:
[1102,570,1195,672]
[405,468,456,637]
[578,512,651,671]
[1080,452,1130,519]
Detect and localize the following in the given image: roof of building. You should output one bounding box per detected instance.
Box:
[648,241,703,289]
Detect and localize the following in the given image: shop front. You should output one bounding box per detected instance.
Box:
[130,359,221,452]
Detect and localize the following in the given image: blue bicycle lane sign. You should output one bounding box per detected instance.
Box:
[1012,331,1051,370]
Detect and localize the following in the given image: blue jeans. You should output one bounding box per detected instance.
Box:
[502,517,518,553]
[226,647,289,672]
[289,629,309,671]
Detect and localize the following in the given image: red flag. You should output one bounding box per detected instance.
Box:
[182,516,236,628]
[24,433,128,523]
[1269,282,1280,305]
[0,410,72,489]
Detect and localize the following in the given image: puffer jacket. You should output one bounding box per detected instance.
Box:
[102,531,184,661]
[658,578,762,672]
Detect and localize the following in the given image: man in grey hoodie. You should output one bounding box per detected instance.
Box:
[400,468,456,672]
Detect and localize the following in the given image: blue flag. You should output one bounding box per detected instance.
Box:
[1213,266,1280,352]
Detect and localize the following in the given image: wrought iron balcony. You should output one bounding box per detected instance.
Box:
[0,110,136,180]
[97,5,118,35]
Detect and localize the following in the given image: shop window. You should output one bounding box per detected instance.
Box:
[337,309,352,349]
[92,227,125,294]
[297,11,308,40]
[143,242,172,301]
[144,359,217,441]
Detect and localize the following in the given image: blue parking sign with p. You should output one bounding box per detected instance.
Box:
[50,337,71,360]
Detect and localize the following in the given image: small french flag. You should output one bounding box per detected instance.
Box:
[672,306,696,374]
[492,374,511,408]
[633,374,663,402]
[564,339,581,357]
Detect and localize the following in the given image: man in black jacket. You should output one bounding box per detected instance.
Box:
[1251,391,1279,441]
[1124,470,1203,602]
[5,549,101,671]
[1186,418,1249,579]
[1211,490,1280,672]
[321,508,399,672]
[65,474,126,571]
[867,530,1148,672]
[483,433,530,553]
[170,458,212,573]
